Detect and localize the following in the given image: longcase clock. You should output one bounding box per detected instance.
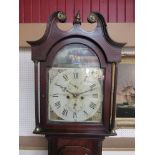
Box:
[28,11,125,155]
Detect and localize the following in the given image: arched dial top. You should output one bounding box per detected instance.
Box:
[52,43,101,68]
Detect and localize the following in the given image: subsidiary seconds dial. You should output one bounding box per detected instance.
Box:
[48,68,103,122]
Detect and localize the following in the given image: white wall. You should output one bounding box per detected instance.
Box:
[19,48,35,136]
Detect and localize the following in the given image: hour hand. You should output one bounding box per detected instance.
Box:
[69,82,78,89]
[65,89,75,96]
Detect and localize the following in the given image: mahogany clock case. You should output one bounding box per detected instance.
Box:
[46,137,103,155]
[40,40,110,137]
[27,11,125,138]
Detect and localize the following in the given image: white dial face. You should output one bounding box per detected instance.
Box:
[48,68,104,122]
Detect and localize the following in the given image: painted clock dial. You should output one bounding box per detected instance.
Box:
[48,44,104,122]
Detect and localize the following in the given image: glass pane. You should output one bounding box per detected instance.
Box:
[48,44,104,123]
[53,44,100,68]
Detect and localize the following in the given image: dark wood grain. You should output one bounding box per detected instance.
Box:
[111,64,118,130]
[34,61,39,127]
[46,137,103,155]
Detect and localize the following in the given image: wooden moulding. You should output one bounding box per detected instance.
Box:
[121,56,135,64]
[121,48,135,64]
[116,118,135,128]
[19,136,135,151]
[19,23,135,47]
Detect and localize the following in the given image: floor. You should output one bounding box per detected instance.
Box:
[19,150,135,155]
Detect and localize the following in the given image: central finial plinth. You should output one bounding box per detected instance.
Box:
[73,10,81,25]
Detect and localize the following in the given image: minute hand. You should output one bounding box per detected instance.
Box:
[77,88,96,96]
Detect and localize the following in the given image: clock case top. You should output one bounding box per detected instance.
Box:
[27,11,125,138]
